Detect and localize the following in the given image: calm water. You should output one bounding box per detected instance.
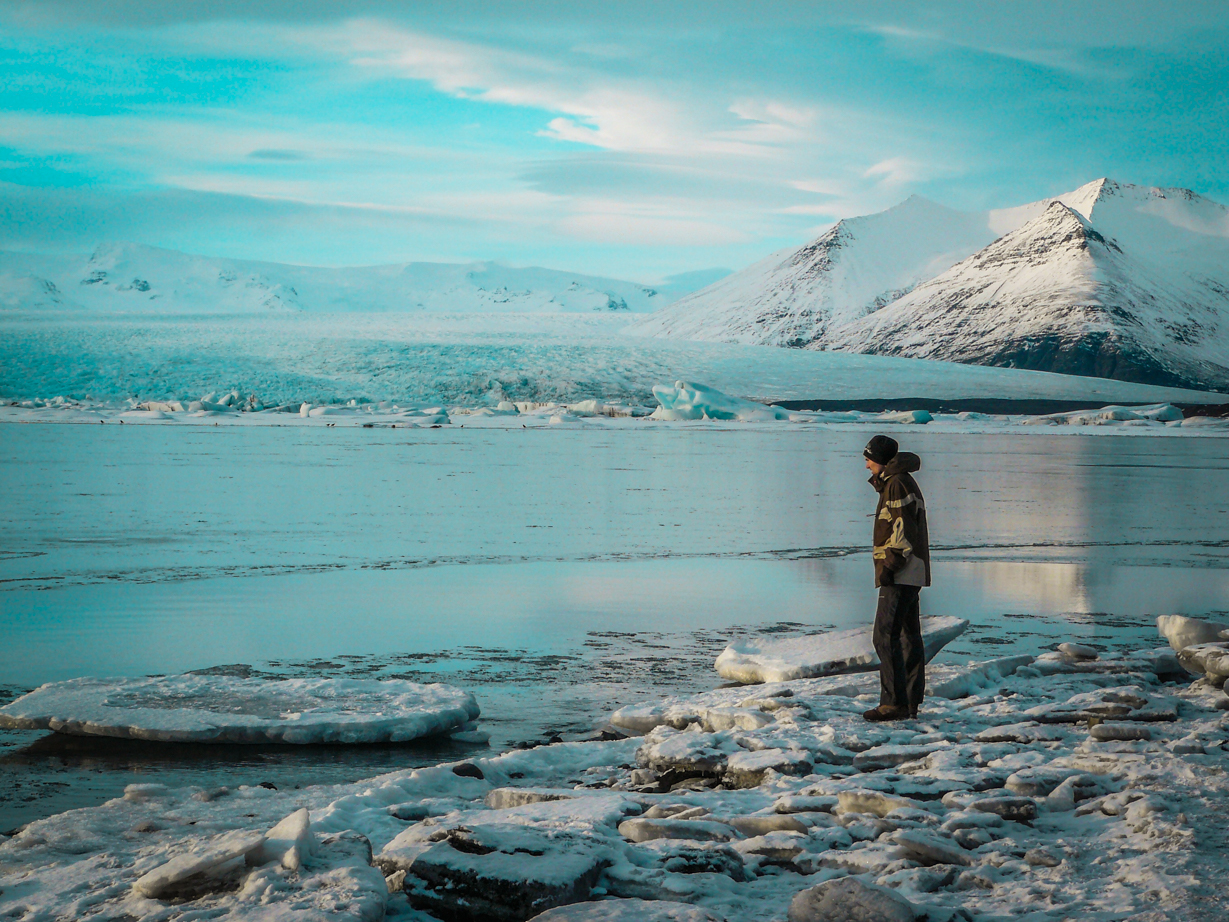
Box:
[2,424,1228,830]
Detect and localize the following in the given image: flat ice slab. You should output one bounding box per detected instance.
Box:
[0,674,480,744]
[714,616,969,684]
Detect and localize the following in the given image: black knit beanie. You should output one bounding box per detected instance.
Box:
[863,434,899,465]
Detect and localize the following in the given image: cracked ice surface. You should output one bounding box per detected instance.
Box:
[2,645,1227,921]
[0,675,480,744]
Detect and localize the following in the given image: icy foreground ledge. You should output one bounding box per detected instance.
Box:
[0,675,480,744]
[715,616,970,684]
[4,642,1226,922]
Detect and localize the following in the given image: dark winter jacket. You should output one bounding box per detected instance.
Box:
[870,452,931,588]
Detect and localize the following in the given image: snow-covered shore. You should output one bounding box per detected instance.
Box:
[2,633,1227,921]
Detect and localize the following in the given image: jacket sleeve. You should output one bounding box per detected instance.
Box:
[878,479,924,573]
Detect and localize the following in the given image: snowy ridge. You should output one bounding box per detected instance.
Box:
[630,179,1229,391]
[0,243,669,314]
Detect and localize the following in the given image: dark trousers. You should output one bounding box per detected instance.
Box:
[873,585,925,710]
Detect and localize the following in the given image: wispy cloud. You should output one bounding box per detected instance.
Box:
[0,2,1225,279]
[855,21,1127,80]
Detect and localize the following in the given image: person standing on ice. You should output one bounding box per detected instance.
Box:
[861,434,931,722]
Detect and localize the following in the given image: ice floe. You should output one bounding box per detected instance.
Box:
[1156,613,1229,652]
[714,616,969,684]
[0,674,480,744]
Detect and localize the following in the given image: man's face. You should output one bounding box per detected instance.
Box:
[865,457,884,476]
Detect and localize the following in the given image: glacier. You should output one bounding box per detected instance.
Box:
[1,312,1222,410]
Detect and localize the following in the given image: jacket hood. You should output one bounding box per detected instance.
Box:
[883,452,921,476]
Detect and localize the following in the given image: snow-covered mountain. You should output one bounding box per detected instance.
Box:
[627,195,1002,347]
[0,243,671,314]
[629,179,1229,391]
[828,188,1229,389]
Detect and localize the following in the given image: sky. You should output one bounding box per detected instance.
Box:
[0,0,1227,283]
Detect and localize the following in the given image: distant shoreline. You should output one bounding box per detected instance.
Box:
[773,397,1229,416]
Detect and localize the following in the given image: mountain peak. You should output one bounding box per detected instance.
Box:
[994,199,1121,257]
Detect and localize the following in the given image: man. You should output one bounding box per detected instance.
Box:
[861,435,931,722]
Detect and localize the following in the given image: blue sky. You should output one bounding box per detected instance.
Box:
[0,0,1226,282]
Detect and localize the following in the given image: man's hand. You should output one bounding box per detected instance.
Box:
[879,568,895,586]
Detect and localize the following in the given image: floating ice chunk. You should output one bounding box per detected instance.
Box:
[1057,642,1098,660]
[133,830,266,899]
[788,876,917,922]
[532,899,728,921]
[877,410,932,424]
[891,829,973,867]
[399,823,610,922]
[714,616,969,684]
[567,399,606,417]
[309,405,356,417]
[650,381,790,422]
[617,817,738,843]
[1029,403,1184,427]
[0,674,480,744]
[1177,642,1229,682]
[1156,614,1229,652]
[246,808,314,870]
[929,655,1036,699]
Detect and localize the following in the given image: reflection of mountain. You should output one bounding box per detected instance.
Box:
[968,561,1092,613]
[631,179,1229,391]
[0,243,671,314]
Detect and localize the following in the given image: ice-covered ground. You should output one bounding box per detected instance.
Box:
[1,631,1227,921]
[2,312,1225,410]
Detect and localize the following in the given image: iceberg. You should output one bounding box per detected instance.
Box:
[714,616,970,684]
[0,674,480,744]
[649,381,791,422]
